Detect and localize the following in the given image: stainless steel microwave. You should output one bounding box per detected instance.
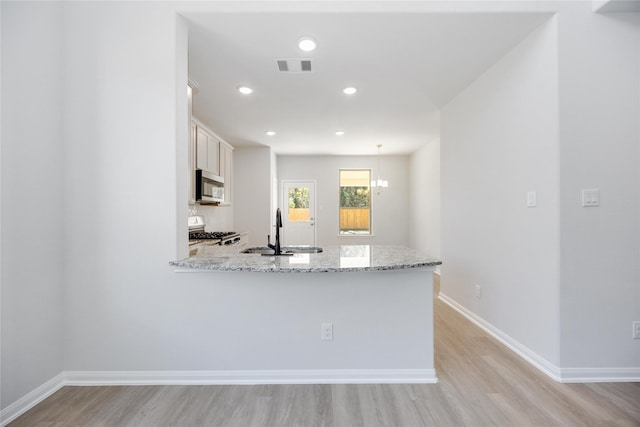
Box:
[195,169,224,204]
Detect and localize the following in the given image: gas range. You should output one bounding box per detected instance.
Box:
[188,230,242,246]
[188,216,247,247]
[189,231,238,240]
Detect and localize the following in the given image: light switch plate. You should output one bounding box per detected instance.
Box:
[527,191,537,207]
[581,189,600,207]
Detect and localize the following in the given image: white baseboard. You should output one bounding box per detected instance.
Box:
[1,368,436,425]
[438,293,640,383]
[0,372,65,426]
[438,293,563,381]
[558,367,640,383]
[64,368,438,385]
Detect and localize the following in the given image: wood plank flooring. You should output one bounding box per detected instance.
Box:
[8,282,640,426]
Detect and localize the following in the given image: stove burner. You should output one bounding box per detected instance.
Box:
[189,231,237,240]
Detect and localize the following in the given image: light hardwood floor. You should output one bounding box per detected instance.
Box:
[9,279,640,426]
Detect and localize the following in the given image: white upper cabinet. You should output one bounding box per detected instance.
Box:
[196,126,220,176]
[189,121,197,203]
[191,118,234,206]
[219,141,233,205]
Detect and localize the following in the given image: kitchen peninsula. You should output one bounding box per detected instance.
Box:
[171,244,441,273]
[170,245,441,384]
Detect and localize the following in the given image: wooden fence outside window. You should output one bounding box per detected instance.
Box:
[339,208,370,231]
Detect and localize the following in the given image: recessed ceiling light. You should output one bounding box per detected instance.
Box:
[237,86,254,95]
[298,37,317,52]
[265,131,276,136]
[343,87,357,95]
[335,131,345,136]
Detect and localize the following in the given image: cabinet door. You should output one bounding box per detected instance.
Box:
[196,127,220,175]
[220,142,233,205]
[219,142,227,178]
[196,127,208,171]
[207,137,220,176]
[188,86,195,203]
[189,122,197,203]
[226,147,233,204]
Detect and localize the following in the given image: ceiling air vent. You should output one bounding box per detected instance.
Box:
[275,59,313,73]
[277,60,289,72]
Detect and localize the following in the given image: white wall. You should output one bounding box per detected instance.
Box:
[277,155,410,247]
[556,3,640,369]
[176,14,190,259]
[1,2,65,408]
[593,0,640,13]
[442,4,640,376]
[441,17,561,366]
[234,146,273,246]
[1,2,3,410]
[3,0,639,415]
[270,149,278,237]
[3,4,429,414]
[409,139,441,258]
[60,1,182,372]
[51,0,430,385]
[48,0,430,387]
[190,204,234,232]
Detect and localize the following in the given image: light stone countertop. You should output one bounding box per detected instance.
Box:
[170,244,441,273]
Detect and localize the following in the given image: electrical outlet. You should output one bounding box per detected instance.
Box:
[321,323,333,341]
[474,285,482,299]
[581,189,600,207]
[633,321,640,339]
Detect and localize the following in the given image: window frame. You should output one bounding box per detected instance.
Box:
[338,169,372,236]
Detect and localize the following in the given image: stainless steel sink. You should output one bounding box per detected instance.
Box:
[282,246,323,253]
[240,247,274,254]
[240,246,323,254]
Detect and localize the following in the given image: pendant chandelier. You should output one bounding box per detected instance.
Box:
[371,144,389,194]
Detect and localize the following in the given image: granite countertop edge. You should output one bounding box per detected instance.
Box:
[169,260,441,273]
[170,245,442,273]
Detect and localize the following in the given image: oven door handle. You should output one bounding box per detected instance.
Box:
[223,237,241,246]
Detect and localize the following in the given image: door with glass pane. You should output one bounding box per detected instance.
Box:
[282,181,316,246]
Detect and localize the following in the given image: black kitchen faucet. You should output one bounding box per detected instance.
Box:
[266,208,292,256]
[267,208,282,255]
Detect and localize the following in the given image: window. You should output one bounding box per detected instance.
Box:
[339,169,371,235]
[288,186,310,222]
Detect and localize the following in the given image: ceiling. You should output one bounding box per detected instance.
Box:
[185,12,550,156]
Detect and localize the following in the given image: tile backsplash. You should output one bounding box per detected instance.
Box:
[189,203,234,232]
